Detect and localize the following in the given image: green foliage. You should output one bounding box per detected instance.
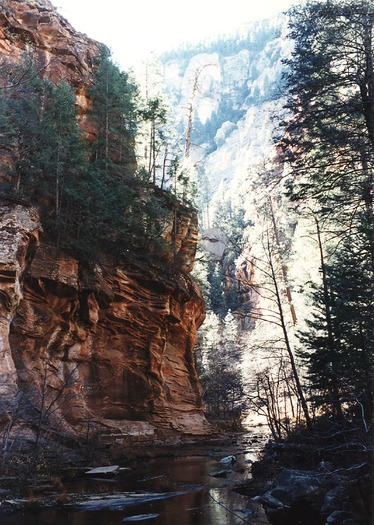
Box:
[213,199,250,259]
[282,0,374,215]
[88,45,138,176]
[35,81,89,236]
[298,233,374,421]
[1,57,44,194]
[282,0,374,425]
[203,198,251,316]
[0,90,16,192]
[0,92,15,148]
[197,312,247,422]
[139,96,169,185]
[0,51,190,267]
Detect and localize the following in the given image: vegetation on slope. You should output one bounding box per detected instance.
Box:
[0,46,195,267]
[281,0,374,430]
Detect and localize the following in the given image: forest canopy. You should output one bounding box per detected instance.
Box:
[0,47,193,265]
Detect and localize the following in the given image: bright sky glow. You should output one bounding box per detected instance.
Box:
[53,0,297,69]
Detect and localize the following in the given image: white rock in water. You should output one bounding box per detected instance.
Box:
[123,514,159,521]
[85,465,120,475]
[219,455,236,464]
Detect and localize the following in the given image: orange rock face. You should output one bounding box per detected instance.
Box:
[1,204,209,441]
[0,1,98,86]
[0,206,39,394]
[0,0,99,138]
[0,0,210,442]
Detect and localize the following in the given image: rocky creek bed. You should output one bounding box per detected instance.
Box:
[236,422,373,525]
[0,429,372,525]
[0,432,270,525]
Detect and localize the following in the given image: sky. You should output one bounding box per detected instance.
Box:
[53,0,297,69]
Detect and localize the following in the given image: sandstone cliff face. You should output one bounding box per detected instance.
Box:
[0,0,99,137]
[0,205,39,395]
[1,205,209,442]
[0,0,210,443]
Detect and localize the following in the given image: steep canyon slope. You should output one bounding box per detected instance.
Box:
[160,16,319,417]
[0,0,210,447]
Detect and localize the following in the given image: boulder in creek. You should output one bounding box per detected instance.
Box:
[257,465,371,525]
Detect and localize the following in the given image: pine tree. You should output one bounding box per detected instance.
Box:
[299,232,374,424]
[33,81,90,245]
[282,0,374,253]
[140,96,168,185]
[282,0,374,425]
[4,57,44,194]
[0,92,16,191]
[88,45,138,177]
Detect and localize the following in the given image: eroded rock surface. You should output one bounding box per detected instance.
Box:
[0,0,100,138]
[1,205,209,441]
[0,205,39,394]
[0,0,210,443]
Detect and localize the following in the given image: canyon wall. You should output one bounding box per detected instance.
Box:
[0,0,210,444]
[160,17,319,421]
[0,205,209,442]
[0,0,99,137]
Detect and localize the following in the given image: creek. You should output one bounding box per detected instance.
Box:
[1,432,271,525]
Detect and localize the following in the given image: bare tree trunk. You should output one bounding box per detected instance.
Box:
[184,102,193,159]
[160,146,168,189]
[184,64,215,158]
[266,235,312,430]
[269,197,297,325]
[34,360,48,459]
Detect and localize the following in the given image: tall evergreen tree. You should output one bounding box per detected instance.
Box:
[4,57,44,194]
[0,92,16,191]
[299,230,373,422]
[282,0,374,248]
[282,0,374,425]
[34,81,90,243]
[88,45,138,177]
[139,96,168,185]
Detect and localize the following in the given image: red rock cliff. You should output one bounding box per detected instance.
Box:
[0,0,210,443]
[0,0,99,137]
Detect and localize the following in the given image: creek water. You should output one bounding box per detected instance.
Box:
[2,433,270,525]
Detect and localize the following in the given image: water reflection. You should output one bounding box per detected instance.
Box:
[1,437,269,525]
[5,490,266,525]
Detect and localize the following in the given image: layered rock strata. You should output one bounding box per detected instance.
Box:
[0,204,209,441]
[0,0,99,137]
[0,0,210,442]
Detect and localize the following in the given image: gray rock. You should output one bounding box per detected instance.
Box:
[326,510,352,524]
[262,468,333,509]
[321,485,346,514]
[123,514,159,522]
[72,492,186,511]
[85,465,120,475]
[219,455,236,464]
[261,492,290,509]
